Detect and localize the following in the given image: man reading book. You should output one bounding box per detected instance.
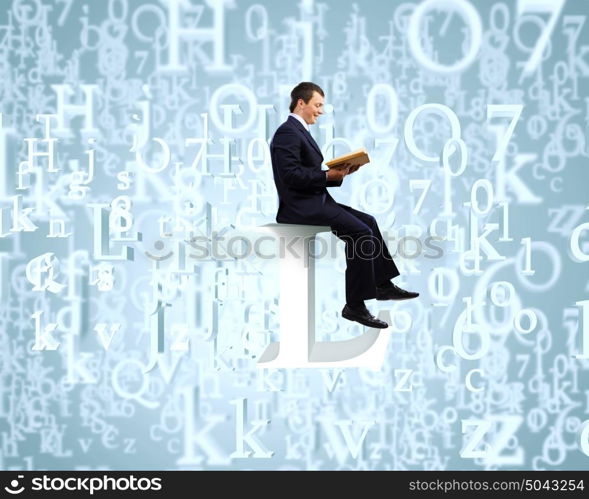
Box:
[270,82,418,329]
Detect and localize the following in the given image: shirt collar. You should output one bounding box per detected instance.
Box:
[288,113,310,132]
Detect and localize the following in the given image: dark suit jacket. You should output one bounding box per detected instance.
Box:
[270,115,342,224]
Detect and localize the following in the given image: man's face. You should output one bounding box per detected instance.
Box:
[297,91,324,125]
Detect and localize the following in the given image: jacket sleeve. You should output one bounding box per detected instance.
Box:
[271,128,327,191]
[326,176,343,187]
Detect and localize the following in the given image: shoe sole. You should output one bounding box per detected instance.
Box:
[342,310,388,329]
[376,295,419,301]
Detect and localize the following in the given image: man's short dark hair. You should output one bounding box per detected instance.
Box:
[289,82,324,112]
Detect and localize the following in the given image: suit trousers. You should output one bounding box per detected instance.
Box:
[329,204,400,303]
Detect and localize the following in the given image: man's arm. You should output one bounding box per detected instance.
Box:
[271,128,327,191]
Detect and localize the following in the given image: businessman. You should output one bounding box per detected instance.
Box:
[270,82,418,329]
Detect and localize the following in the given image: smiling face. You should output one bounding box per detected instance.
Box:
[295,91,324,125]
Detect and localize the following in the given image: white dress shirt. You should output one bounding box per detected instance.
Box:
[288,112,310,131]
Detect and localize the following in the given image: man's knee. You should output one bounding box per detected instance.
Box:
[364,215,380,233]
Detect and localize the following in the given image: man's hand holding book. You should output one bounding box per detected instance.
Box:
[325,148,369,181]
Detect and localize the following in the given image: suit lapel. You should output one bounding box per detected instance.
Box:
[287,116,323,159]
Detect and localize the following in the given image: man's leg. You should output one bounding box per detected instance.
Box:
[327,208,389,327]
[336,205,400,285]
[329,208,381,304]
[337,204,419,301]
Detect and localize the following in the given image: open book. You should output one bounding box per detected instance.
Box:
[325,148,370,169]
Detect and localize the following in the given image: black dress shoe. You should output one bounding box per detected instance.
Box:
[341,304,388,328]
[376,283,419,301]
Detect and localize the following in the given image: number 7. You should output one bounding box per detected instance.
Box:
[409,179,431,215]
[487,104,523,162]
[517,0,565,75]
